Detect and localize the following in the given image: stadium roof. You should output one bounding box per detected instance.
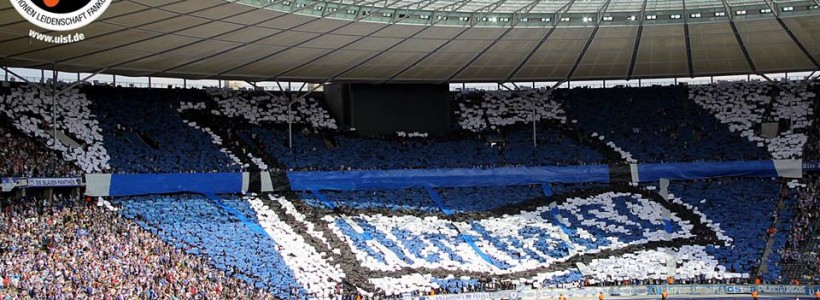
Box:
[0,0,819,83]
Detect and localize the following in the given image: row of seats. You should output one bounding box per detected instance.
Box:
[101,176,809,297]
[1,80,815,174]
[200,87,337,129]
[690,80,816,159]
[85,87,241,173]
[455,88,566,132]
[115,194,305,298]
[669,178,782,279]
[562,86,771,163]
[0,82,110,172]
[254,126,605,171]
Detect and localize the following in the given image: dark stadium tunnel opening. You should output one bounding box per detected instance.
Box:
[33,0,92,13]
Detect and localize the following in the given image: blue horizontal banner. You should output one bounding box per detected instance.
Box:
[108,173,242,196]
[287,165,611,191]
[92,160,794,195]
[637,160,779,182]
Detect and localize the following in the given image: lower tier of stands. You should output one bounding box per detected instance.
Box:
[84,176,811,297]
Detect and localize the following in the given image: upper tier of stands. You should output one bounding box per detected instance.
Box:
[690,80,816,160]
[0,79,815,175]
[561,86,771,163]
[84,87,242,173]
[0,115,80,177]
[0,82,109,173]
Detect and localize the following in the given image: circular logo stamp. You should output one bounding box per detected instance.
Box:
[10,0,111,31]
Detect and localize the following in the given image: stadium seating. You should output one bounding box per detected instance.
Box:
[115,194,306,298]
[51,174,806,297]
[251,126,605,171]
[1,78,818,299]
[690,80,816,159]
[455,88,567,131]
[300,186,543,213]
[669,178,781,277]
[199,87,337,129]
[561,86,771,163]
[84,87,241,173]
[0,82,110,172]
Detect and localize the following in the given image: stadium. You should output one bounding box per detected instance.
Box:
[0,0,819,298]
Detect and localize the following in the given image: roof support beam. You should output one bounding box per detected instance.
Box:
[48,1,259,66]
[195,0,403,79]
[53,67,108,97]
[564,0,612,80]
[763,0,820,69]
[504,26,556,82]
[471,0,509,14]
[626,0,649,79]
[447,27,514,82]
[684,23,694,78]
[520,0,545,14]
[266,23,392,80]
[213,26,349,78]
[384,27,472,82]
[1,66,51,94]
[682,0,694,77]
[322,27,428,81]
[144,0,390,77]
[718,0,758,74]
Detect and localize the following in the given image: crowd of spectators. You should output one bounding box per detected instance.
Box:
[781,175,820,277]
[0,82,110,173]
[0,119,80,178]
[690,79,816,160]
[0,194,273,299]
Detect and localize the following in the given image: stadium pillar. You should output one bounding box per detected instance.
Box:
[603,79,606,88]
[462,83,465,91]
[41,69,44,83]
[288,94,294,149]
[639,78,642,87]
[532,98,537,147]
[148,77,152,89]
[76,73,80,82]
[51,67,57,147]
[183,79,187,89]
[4,68,6,81]
[113,74,116,86]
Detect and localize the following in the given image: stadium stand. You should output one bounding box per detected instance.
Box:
[780,175,820,282]
[690,80,816,159]
[0,78,818,299]
[83,87,242,173]
[0,82,109,173]
[115,194,307,298]
[0,116,80,178]
[200,88,337,130]
[561,86,772,163]
[0,195,274,299]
